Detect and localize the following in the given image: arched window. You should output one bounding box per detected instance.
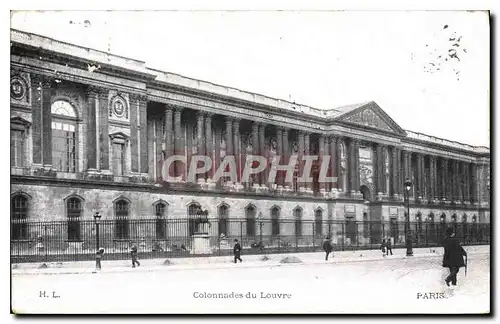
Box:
[114,199,129,239]
[271,206,280,237]
[11,194,29,240]
[315,209,323,237]
[294,207,303,237]
[245,205,256,237]
[66,197,82,241]
[218,204,229,237]
[51,100,77,172]
[188,202,201,236]
[155,201,167,240]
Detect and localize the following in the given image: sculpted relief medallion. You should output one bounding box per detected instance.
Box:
[10,77,26,101]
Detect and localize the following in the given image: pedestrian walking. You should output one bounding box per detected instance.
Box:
[130,243,141,268]
[386,237,393,256]
[95,247,104,270]
[443,227,467,286]
[322,236,333,261]
[380,239,387,257]
[233,239,243,263]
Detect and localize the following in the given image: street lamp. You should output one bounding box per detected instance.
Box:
[404,178,414,256]
[94,212,102,270]
[258,212,264,250]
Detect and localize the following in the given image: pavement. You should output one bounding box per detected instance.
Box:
[11,244,489,276]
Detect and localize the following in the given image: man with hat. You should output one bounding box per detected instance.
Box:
[233,239,243,263]
[322,236,333,261]
[442,227,467,286]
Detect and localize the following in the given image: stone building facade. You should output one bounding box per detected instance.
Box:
[10,29,490,244]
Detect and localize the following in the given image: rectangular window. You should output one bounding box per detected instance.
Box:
[52,126,76,172]
[112,143,125,176]
[11,129,24,167]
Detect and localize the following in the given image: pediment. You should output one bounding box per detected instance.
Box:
[334,101,406,136]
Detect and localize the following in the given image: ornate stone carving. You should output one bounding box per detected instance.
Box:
[109,95,128,120]
[343,108,393,132]
[10,72,30,104]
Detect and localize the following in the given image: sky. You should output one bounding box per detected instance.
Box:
[10,10,490,147]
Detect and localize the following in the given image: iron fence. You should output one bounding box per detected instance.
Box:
[10,218,491,263]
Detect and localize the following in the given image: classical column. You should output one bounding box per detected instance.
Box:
[429,155,436,201]
[329,135,341,191]
[258,123,266,187]
[138,95,148,174]
[276,127,283,188]
[40,77,53,167]
[397,149,403,196]
[354,140,360,193]
[98,89,109,170]
[391,146,398,198]
[129,94,139,173]
[86,87,98,170]
[214,124,221,187]
[251,121,258,186]
[298,131,305,191]
[173,107,184,179]
[463,162,470,203]
[155,116,163,181]
[30,75,43,166]
[459,161,466,203]
[319,135,326,193]
[205,113,213,181]
[448,159,455,202]
[347,138,355,195]
[282,128,291,188]
[374,144,383,196]
[451,160,459,203]
[164,106,174,158]
[233,118,241,183]
[196,112,205,182]
[440,158,447,201]
[403,150,412,199]
[415,153,423,199]
[470,163,478,204]
[304,132,311,191]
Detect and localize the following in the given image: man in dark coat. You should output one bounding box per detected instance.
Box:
[442,227,467,286]
[233,239,242,263]
[386,237,393,256]
[323,236,333,261]
[130,243,140,268]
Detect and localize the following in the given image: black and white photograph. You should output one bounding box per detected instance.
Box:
[9,7,490,315]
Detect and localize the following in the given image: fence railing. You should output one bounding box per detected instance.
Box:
[10,218,491,263]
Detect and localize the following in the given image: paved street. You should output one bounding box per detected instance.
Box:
[12,252,489,314]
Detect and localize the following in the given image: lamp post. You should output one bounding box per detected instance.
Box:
[94,212,102,270]
[404,178,413,256]
[258,212,264,244]
[94,212,102,251]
